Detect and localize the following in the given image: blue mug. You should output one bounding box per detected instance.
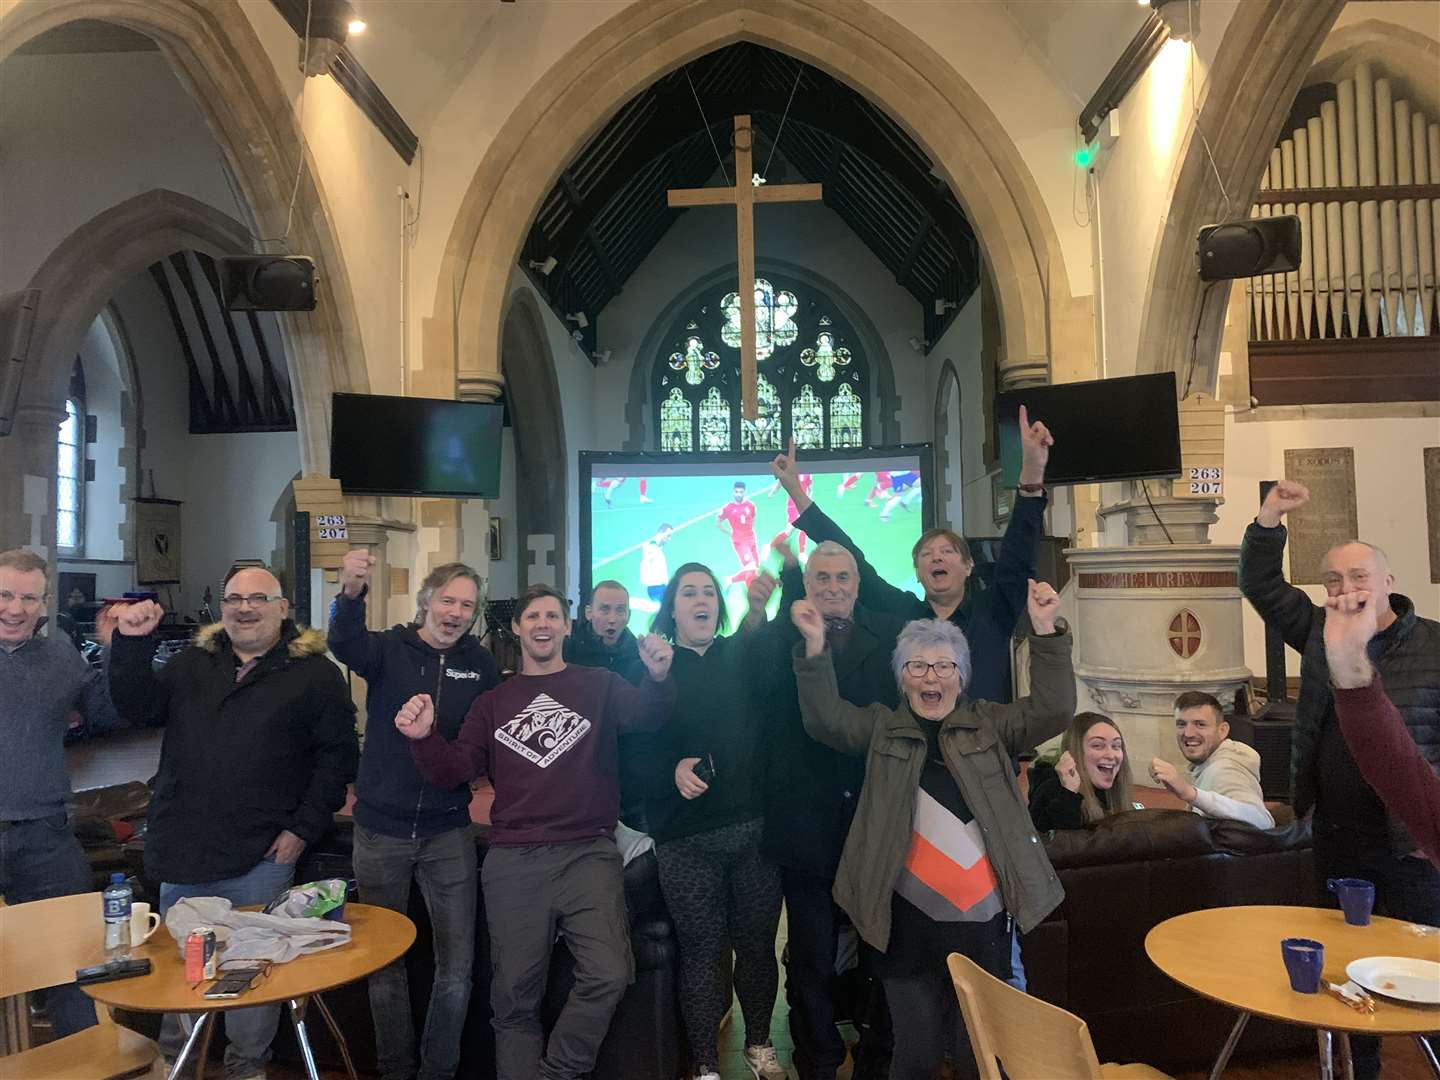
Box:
[1328,878,1375,927]
[1281,937,1325,993]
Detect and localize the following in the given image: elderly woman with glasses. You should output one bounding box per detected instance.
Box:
[788,579,1074,1080]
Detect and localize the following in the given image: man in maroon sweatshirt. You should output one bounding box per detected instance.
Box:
[1325,590,1440,868]
[395,583,674,1080]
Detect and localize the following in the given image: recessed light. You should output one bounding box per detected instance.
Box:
[348,19,367,34]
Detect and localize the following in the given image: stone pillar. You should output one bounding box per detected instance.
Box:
[0,402,63,555]
[1066,544,1251,771]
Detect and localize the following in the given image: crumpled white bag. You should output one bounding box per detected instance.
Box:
[164,895,351,967]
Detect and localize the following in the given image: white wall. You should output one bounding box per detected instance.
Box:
[922,293,992,533]
[593,200,925,447]
[0,50,243,293]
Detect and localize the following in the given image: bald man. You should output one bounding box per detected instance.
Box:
[109,565,358,1078]
[1241,480,1440,1080]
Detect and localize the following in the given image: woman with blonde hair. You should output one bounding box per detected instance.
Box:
[1028,712,1140,830]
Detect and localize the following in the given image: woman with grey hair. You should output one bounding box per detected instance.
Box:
[789,579,1073,1080]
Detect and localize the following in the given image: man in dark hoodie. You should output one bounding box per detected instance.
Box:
[328,549,501,1080]
[111,566,357,1079]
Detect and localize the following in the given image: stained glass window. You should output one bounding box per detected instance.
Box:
[698,386,731,452]
[791,385,824,449]
[740,375,782,452]
[652,275,869,452]
[660,386,693,451]
[828,383,863,448]
[721,279,799,361]
[57,392,84,555]
[800,330,851,382]
[668,335,720,386]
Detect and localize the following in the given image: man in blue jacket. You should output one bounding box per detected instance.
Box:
[329,550,501,1080]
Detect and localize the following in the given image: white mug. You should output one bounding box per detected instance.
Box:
[130,901,161,948]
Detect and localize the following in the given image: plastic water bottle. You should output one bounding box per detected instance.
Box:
[102,872,133,960]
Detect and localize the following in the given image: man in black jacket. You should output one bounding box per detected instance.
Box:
[756,541,903,1080]
[1240,479,1440,1080]
[329,550,501,1080]
[110,566,358,1079]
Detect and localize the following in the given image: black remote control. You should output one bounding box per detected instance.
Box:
[76,958,152,984]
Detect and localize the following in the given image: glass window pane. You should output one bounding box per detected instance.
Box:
[791,384,824,449]
[741,375,782,452]
[828,383,863,449]
[57,479,78,512]
[721,279,799,361]
[59,401,79,446]
[698,386,731,452]
[58,443,78,480]
[57,510,77,549]
[660,387,693,452]
[667,336,720,386]
[800,331,852,383]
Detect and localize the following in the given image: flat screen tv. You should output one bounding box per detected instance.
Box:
[580,445,934,630]
[996,372,1181,487]
[330,392,503,499]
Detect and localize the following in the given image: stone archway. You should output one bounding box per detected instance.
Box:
[623,258,902,449]
[500,288,568,593]
[433,0,1088,413]
[1133,0,1347,392]
[934,358,964,532]
[0,0,370,474]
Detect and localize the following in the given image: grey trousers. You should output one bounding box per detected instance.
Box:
[481,837,634,1080]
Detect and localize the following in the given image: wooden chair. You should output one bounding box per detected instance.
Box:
[947,953,1174,1080]
[0,893,157,1079]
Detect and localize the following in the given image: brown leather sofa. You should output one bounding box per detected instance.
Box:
[1021,808,1317,1072]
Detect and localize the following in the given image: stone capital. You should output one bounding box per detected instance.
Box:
[457,370,505,403]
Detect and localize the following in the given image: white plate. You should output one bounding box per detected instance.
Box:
[1346,956,1440,1006]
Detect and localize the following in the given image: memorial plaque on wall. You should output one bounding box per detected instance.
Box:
[1426,447,1440,583]
[1283,448,1359,585]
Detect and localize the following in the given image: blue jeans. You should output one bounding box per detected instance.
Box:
[353,824,477,1080]
[157,856,296,1071]
[0,813,99,1036]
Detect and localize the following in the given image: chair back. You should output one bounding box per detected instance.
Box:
[0,893,104,998]
[947,952,1106,1080]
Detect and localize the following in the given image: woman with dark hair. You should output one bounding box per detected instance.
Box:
[640,562,787,1080]
[1028,712,1141,831]
[789,581,1073,1080]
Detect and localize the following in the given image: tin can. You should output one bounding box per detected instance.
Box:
[185,927,217,983]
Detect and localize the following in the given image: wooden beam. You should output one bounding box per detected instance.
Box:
[754,183,825,203]
[667,187,739,207]
[735,116,758,421]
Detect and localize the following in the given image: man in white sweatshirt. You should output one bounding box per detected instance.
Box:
[1150,691,1274,830]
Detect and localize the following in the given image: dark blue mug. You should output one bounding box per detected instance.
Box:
[1281,937,1325,993]
[1328,878,1375,927]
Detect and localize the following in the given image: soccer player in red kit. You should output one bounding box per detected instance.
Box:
[768,473,813,557]
[716,481,760,586]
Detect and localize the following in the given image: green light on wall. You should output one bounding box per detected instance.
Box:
[1074,144,1097,169]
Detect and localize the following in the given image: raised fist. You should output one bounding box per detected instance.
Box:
[1149,757,1196,803]
[790,598,825,651]
[1258,480,1310,528]
[116,600,164,638]
[770,533,798,570]
[1027,578,1061,635]
[747,571,778,614]
[1056,750,1081,793]
[340,548,375,598]
[637,633,674,681]
[1323,591,1379,688]
[395,693,435,741]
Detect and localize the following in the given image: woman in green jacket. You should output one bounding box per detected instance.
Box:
[789,579,1073,1080]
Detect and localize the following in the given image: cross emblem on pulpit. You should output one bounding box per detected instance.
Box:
[1168,610,1203,659]
[667,115,822,419]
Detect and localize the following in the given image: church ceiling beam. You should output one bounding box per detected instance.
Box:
[147,261,217,433]
[166,252,240,429]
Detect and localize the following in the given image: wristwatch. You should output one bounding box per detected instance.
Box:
[1017,482,1045,494]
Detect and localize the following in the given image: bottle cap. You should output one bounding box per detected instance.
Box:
[110,872,125,883]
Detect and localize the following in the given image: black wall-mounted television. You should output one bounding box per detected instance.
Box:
[996,372,1181,487]
[330,392,503,499]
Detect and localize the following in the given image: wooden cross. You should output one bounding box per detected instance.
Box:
[667,115,822,420]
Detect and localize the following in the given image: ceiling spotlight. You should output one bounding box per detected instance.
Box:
[908,336,929,354]
[566,311,589,329]
[934,299,959,317]
[347,18,367,34]
[529,256,558,276]
[571,329,584,343]
[591,349,612,366]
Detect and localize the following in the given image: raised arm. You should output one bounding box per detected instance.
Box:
[987,404,1053,635]
[327,550,385,677]
[610,638,677,734]
[975,582,1075,756]
[790,598,887,756]
[403,692,492,790]
[107,600,171,727]
[1238,481,1319,652]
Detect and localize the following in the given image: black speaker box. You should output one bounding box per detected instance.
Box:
[1197,215,1301,281]
[219,255,317,311]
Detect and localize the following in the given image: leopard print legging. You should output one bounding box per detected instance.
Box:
[655,817,783,1067]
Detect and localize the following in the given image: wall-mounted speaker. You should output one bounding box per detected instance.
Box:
[219,256,317,311]
[1196,215,1301,281]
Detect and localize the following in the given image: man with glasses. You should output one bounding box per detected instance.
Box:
[0,548,124,1037]
[109,565,358,1079]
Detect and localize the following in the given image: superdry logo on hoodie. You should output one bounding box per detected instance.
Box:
[494,692,592,768]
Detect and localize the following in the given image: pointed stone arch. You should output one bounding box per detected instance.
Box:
[500,287,568,593]
[934,358,964,532]
[432,0,1089,416]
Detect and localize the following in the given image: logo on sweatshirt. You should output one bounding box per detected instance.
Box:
[445,669,485,681]
[495,693,591,768]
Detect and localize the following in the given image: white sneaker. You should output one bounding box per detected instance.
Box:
[744,1042,789,1080]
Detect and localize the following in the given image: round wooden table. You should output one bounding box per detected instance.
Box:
[82,902,415,1080]
[1146,905,1440,1080]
